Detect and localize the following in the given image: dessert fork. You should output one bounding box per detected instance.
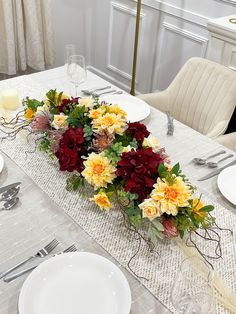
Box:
[0,238,59,279]
[3,244,77,282]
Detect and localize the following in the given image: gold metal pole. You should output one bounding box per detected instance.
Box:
[130,0,142,96]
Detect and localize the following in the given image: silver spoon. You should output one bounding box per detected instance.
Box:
[0,186,20,201]
[207,154,234,168]
[0,197,19,211]
[193,150,226,165]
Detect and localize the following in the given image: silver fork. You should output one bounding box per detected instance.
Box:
[0,238,59,279]
[3,244,77,282]
[81,86,111,95]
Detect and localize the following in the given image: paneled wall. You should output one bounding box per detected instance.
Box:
[53,0,236,93]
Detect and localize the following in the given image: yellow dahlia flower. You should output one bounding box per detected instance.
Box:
[89,107,106,119]
[92,113,126,135]
[151,177,191,216]
[91,192,112,211]
[107,104,126,118]
[139,198,162,220]
[82,153,116,188]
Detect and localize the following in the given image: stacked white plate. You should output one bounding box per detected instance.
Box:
[18,252,131,314]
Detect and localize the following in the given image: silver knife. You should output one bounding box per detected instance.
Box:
[0,182,21,194]
[198,159,236,181]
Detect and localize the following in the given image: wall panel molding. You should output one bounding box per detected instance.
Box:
[106,2,146,82]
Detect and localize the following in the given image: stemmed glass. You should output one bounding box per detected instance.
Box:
[171,256,215,313]
[67,55,87,97]
[64,44,76,66]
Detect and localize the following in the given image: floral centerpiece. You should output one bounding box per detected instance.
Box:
[16,89,217,252]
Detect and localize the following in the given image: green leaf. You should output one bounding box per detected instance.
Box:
[152,219,164,232]
[158,163,166,176]
[171,163,180,175]
[66,174,84,191]
[199,205,214,213]
[25,97,43,111]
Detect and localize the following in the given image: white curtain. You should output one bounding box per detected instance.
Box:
[0,0,55,75]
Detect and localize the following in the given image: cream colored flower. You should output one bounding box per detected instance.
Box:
[89,107,106,119]
[142,134,160,152]
[122,145,135,153]
[36,104,50,115]
[82,153,116,188]
[139,198,162,220]
[52,114,68,129]
[151,177,191,216]
[92,112,126,135]
[80,97,95,109]
[90,192,112,211]
[107,104,127,118]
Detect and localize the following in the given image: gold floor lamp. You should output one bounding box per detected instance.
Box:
[130,0,142,96]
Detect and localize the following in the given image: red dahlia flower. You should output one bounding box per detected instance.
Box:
[126,122,150,144]
[55,127,86,172]
[116,147,165,201]
[58,97,79,113]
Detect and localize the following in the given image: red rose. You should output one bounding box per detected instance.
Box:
[126,122,150,144]
[55,127,86,172]
[162,218,178,239]
[116,147,165,201]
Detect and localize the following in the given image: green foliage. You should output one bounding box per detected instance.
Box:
[125,205,142,226]
[148,219,165,246]
[66,174,84,191]
[38,138,54,157]
[24,97,43,111]
[113,133,137,148]
[67,105,90,127]
[104,142,124,164]
[83,124,93,141]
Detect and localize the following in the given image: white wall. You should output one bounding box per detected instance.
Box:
[52,0,236,93]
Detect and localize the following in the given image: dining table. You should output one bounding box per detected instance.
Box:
[0,66,235,314]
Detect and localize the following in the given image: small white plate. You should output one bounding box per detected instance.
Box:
[217,165,236,205]
[101,94,150,122]
[0,154,4,173]
[18,252,131,314]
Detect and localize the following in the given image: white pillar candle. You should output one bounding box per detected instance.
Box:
[0,89,19,110]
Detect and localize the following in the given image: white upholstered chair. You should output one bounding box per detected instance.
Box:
[139,58,236,139]
[216,132,236,152]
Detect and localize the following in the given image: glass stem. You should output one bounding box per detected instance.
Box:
[75,85,79,97]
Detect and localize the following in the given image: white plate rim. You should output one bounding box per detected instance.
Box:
[18,251,132,314]
[0,154,4,173]
[100,94,150,122]
[217,165,236,205]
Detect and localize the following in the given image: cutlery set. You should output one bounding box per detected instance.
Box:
[193,151,236,181]
[0,182,21,211]
[0,239,77,283]
[81,85,123,97]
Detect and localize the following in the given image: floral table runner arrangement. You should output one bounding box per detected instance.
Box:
[1,89,236,313]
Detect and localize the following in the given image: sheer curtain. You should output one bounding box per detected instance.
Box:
[0,0,55,76]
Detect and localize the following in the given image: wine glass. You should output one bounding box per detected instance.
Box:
[171,256,215,313]
[67,55,87,97]
[64,44,76,65]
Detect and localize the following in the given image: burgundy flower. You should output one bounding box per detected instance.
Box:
[58,97,79,113]
[116,147,165,201]
[162,218,178,239]
[55,127,86,172]
[126,122,150,144]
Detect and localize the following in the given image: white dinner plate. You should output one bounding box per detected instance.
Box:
[217,165,236,205]
[101,94,150,122]
[18,252,131,314]
[0,154,4,173]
